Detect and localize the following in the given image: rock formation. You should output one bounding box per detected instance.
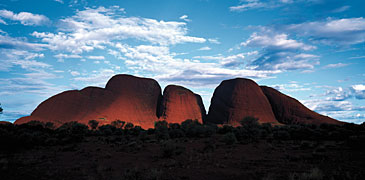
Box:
[206,78,279,126]
[260,86,344,125]
[15,74,162,129]
[159,85,206,124]
[14,74,344,128]
[0,121,12,125]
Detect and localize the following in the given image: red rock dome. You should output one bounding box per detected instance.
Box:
[207,78,279,126]
[159,85,206,124]
[15,74,162,129]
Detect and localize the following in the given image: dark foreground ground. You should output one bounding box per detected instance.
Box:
[1,120,364,180]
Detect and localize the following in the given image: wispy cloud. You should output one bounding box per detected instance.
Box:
[0,9,50,26]
[323,63,349,69]
[179,15,191,22]
[32,6,206,54]
[241,29,318,71]
[285,17,365,45]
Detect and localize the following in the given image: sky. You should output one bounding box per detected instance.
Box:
[0,0,365,124]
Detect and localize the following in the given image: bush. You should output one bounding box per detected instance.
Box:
[168,129,185,139]
[98,124,117,135]
[181,119,209,138]
[239,116,260,128]
[217,125,234,134]
[221,132,237,145]
[111,120,125,129]
[124,122,134,130]
[161,141,185,158]
[88,120,99,130]
[155,121,169,140]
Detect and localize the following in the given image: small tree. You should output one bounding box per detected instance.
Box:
[88,120,99,130]
[0,103,3,114]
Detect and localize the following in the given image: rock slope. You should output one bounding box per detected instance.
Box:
[260,86,343,125]
[206,78,279,126]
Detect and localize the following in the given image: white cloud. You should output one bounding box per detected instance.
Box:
[0,9,50,26]
[198,46,211,51]
[87,55,105,60]
[54,0,64,4]
[179,15,191,22]
[241,30,318,71]
[0,34,47,51]
[0,49,48,71]
[109,43,279,87]
[332,5,350,13]
[230,0,265,12]
[74,69,115,86]
[54,53,82,59]
[208,38,220,44]
[286,17,365,45]
[350,84,365,99]
[0,18,6,25]
[323,63,349,69]
[242,32,315,51]
[32,7,205,54]
[70,71,80,76]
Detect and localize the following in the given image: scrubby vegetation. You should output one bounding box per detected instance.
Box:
[0,118,364,179]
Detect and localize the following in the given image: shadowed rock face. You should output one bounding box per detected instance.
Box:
[15,74,162,129]
[260,86,343,125]
[207,78,278,126]
[0,121,12,125]
[160,85,206,124]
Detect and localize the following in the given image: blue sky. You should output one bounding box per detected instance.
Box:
[0,0,365,124]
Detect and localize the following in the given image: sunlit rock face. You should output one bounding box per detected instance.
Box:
[260,86,344,125]
[159,85,206,124]
[207,78,279,126]
[14,74,344,128]
[15,74,162,129]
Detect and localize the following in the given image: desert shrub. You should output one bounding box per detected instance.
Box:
[239,116,260,128]
[129,126,143,136]
[274,129,291,140]
[124,122,134,130]
[57,121,88,135]
[161,141,185,158]
[98,124,117,135]
[168,129,185,139]
[44,122,55,129]
[217,124,234,134]
[155,121,169,140]
[122,168,164,180]
[221,132,237,145]
[234,116,261,141]
[147,128,155,135]
[111,120,125,129]
[181,119,212,138]
[56,122,88,143]
[88,120,99,130]
[168,123,180,129]
[138,131,149,141]
[289,167,324,180]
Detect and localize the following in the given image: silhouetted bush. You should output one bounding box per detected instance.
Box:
[124,122,134,130]
[88,120,99,130]
[168,129,185,138]
[155,121,169,140]
[111,120,125,129]
[98,124,117,135]
[217,125,234,134]
[221,132,237,145]
[161,141,185,158]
